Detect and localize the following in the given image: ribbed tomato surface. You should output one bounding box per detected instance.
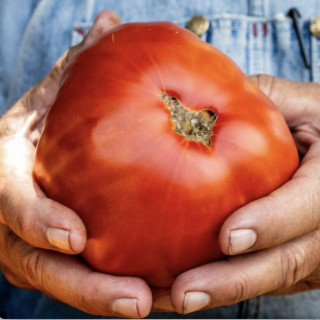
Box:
[33,22,299,287]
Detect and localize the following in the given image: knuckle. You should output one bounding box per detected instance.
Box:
[21,249,46,290]
[255,74,277,97]
[76,280,94,309]
[49,62,64,85]
[16,208,34,236]
[61,48,81,72]
[76,290,96,313]
[69,282,108,314]
[254,73,265,85]
[63,50,74,67]
[279,245,307,287]
[228,272,250,304]
[15,198,42,240]
[74,276,106,314]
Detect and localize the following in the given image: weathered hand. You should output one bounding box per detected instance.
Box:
[0,11,152,318]
[153,75,320,314]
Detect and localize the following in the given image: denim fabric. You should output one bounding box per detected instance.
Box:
[2,0,320,114]
[1,0,320,318]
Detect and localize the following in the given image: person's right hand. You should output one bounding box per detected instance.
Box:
[0,11,152,318]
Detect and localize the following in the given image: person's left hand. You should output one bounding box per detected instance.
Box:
[153,75,320,314]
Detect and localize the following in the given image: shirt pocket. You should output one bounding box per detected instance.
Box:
[177,13,313,81]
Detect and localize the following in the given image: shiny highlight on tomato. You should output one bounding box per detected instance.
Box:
[34,22,299,287]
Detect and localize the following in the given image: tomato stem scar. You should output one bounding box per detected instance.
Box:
[160,92,217,146]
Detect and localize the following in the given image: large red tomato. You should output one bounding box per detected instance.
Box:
[33,22,299,288]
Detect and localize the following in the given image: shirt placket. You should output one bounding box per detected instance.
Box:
[247,20,272,75]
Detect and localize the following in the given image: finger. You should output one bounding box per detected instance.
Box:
[249,74,320,128]
[4,226,152,318]
[219,140,320,255]
[82,10,121,47]
[171,230,320,314]
[0,137,86,254]
[268,264,320,295]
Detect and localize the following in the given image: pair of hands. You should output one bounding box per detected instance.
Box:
[1,11,320,318]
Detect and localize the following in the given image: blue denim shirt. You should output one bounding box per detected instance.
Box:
[1,0,320,318]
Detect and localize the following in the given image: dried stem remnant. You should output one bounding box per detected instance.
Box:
[161,92,217,146]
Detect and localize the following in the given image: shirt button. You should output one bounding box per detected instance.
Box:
[186,15,210,36]
[310,16,320,38]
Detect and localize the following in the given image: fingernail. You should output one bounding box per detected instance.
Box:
[112,298,139,318]
[183,292,211,314]
[229,229,257,254]
[46,227,72,252]
[153,295,174,311]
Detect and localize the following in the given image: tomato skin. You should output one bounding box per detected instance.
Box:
[33,22,299,288]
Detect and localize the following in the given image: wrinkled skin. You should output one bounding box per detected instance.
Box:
[34,22,298,288]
